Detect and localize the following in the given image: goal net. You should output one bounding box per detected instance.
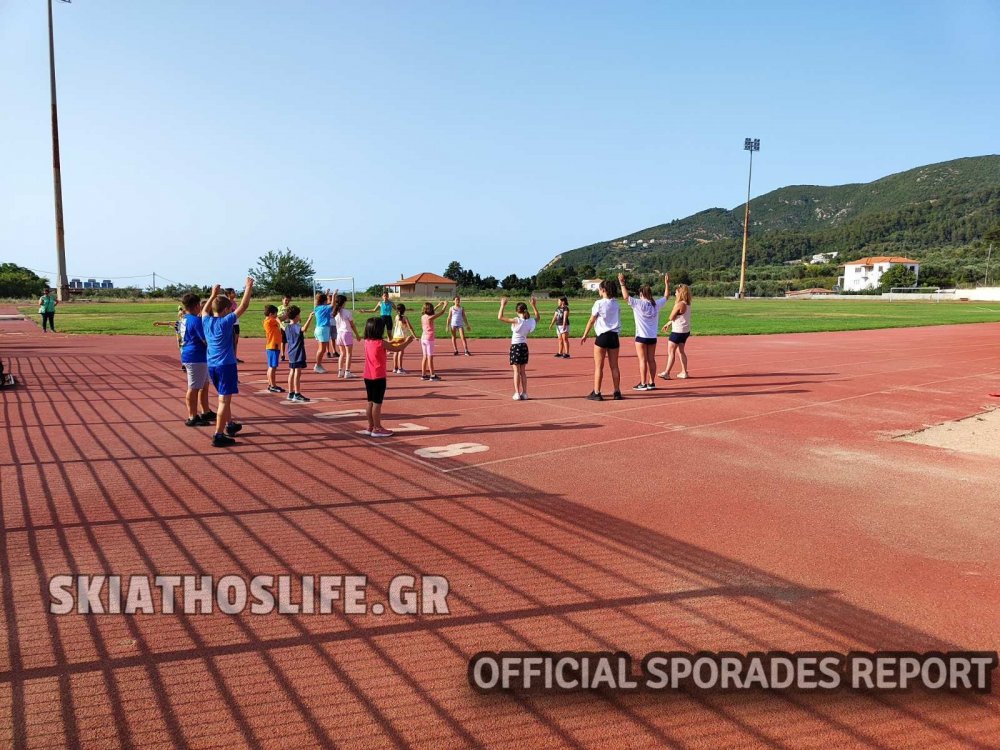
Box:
[313,276,356,309]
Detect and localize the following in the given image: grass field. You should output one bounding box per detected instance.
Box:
[17,296,1000,338]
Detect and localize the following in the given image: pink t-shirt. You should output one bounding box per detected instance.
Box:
[364,339,387,379]
[421,314,435,340]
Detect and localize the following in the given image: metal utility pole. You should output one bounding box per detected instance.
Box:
[48,0,72,302]
[737,137,760,299]
[986,244,993,287]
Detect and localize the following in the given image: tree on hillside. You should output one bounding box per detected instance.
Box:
[879,264,917,291]
[444,261,464,281]
[535,268,563,290]
[0,263,48,298]
[249,249,316,296]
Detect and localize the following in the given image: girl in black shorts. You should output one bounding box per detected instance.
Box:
[498,296,539,401]
[580,279,623,401]
[660,284,693,380]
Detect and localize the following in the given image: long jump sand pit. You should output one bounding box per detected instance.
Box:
[1,313,999,748]
[898,406,1000,458]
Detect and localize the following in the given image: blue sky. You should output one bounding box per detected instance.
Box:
[2,0,998,290]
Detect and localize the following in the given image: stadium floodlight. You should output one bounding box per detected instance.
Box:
[737,137,761,299]
[48,0,73,302]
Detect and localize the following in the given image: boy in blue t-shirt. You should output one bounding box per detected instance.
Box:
[175,294,215,427]
[201,278,254,447]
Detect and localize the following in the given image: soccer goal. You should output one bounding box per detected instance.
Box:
[313,276,356,309]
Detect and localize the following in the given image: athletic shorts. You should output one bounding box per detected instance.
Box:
[594,331,620,349]
[364,377,387,405]
[509,343,529,365]
[281,330,287,343]
[669,331,691,344]
[421,338,435,357]
[233,324,241,336]
[315,325,332,343]
[556,324,569,335]
[339,331,354,347]
[266,349,280,368]
[209,363,239,396]
[184,362,209,390]
[635,336,657,345]
[381,315,392,335]
[288,360,306,370]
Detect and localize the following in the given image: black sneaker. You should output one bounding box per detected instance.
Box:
[184,417,202,427]
[563,354,570,359]
[645,383,656,390]
[212,433,236,447]
[421,375,431,381]
[553,353,563,358]
[586,392,604,401]
[453,351,460,356]
[429,375,442,381]
[464,350,471,356]
[294,393,311,402]
[632,383,647,391]
[225,421,243,436]
[201,410,217,421]
[236,358,245,364]
[613,391,623,400]
[267,385,284,393]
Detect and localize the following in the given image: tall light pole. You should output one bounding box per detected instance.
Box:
[48,0,72,302]
[737,137,760,299]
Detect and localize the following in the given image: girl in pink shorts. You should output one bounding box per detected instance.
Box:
[420,301,448,381]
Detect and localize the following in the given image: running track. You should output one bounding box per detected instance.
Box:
[1,314,999,748]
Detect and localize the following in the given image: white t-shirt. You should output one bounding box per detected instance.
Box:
[510,317,536,344]
[335,307,353,335]
[590,298,621,336]
[628,296,667,339]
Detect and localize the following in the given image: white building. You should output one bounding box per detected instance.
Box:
[810,252,839,264]
[581,278,602,292]
[838,256,920,292]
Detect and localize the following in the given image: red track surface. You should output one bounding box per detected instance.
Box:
[2,314,999,748]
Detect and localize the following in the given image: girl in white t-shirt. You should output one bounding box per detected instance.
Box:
[579,279,622,401]
[498,296,539,400]
[619,272,669,391]
[660,280,692,380]
[333,295,360,378]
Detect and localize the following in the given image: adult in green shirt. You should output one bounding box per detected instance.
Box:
[38,289,58,332]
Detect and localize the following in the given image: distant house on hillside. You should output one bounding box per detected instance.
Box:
[811,252,839,264]
[838,257,920,292]
[384,272,457,299]
[581,278,602,292]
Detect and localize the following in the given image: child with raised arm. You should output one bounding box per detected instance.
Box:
[447,295,472,356]
[277,295,292,360]
[391,303,417,374]
[263,305,284,393]
[202,279,254,447]
[499,296,540,400]
[548,296,570,358]
[579,278,622,401]
[659,278,693,380]
[225,287,245,364]
[361,317,415,437]
[153,303,187,371]
[420,300,448,381]
[620,272,669,391]
[312,289,334,374]
[333,294,360,378]
[284,305,313,402]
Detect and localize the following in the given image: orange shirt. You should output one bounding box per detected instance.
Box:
[263,317,282,350]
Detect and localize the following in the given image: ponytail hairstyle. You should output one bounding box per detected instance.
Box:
[559,296,568,308]
[515,302,529,318]
[638,284,654,302]
[363,317,385,340]
[676,285,692,305]
[598,278,618,298]
[332,294,348,317]
[396,303,407,318]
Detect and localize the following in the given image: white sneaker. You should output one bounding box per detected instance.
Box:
[512,393,520,400]
[337,370,344,378]
[344,371,355,379]
[677,372,689,379]
[314,365,327,374]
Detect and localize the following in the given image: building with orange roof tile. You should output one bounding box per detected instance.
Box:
[383,272,458,299]
[838,257,920,292]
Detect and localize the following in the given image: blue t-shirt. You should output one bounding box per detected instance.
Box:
[285,322,306,364]
[314,304,332,328]
[379,300,393,316]
[179,314,207,364]
[203,313,238,367]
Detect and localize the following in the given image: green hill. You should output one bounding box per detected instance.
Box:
[544,155,1000,279]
